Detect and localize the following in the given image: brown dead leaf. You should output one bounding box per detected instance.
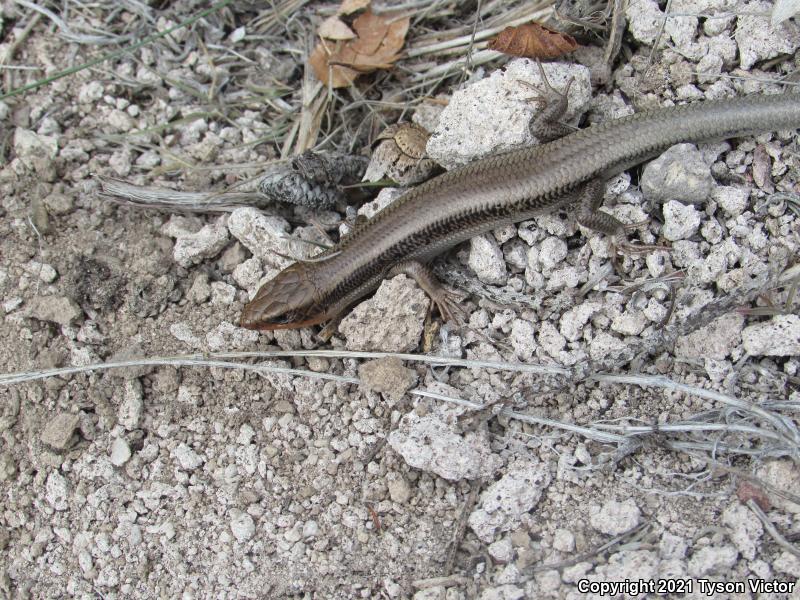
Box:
[310,10,410,88]
[488,22,578,59]
[319,15,356,40]
[339,0,370,15]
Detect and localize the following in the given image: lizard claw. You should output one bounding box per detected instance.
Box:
[431,288,467,328]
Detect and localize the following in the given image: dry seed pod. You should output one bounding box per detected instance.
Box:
[363,123,438,186]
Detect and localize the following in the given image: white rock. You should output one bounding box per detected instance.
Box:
[173,443,203,471]
[205,321,259,352]
[302,520,319,539]
[468,461,551,543]
[227,207,292,270]
[687,544,737,576]
[45,471,69,511]
[589,499,641,535]
[109,437,132,466]
[641,144,714,205]
[774,551,800,577]
[553,528,575,552]
[742,315,800,356]
[78,81,104,103]
[232,257,262,290]
[538,237,568,270]
[510,319,536,360]
[735,0,800,69]
[662,200,702,241]
[721,503,762,560]
[488,538,514,564]
[210,281,236,305]
[588,332,626,361]
[118,380,144,430]
[625,0,664,44]
[712,186,749,217]
[537,321,567,358]
[428,59,591,169]
[230,509,255,542]
[469,234,507,285]
[611,310,647,336]
[388,400,501,482]
[162,215,230,268]
[560,302,601,342]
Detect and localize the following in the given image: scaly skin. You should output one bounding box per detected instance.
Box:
[240,93,800,331]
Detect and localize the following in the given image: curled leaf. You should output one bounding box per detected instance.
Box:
[310,10,410,88]
[488,22,578,59]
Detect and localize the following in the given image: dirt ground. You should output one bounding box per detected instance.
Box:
[1,1,799,599]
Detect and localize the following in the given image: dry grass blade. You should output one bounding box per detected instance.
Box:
[0,0,235,100]
[97,177,269,213]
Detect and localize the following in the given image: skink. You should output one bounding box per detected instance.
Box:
[240,92,800,331]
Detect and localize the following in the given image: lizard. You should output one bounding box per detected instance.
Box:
[239,80,800,332]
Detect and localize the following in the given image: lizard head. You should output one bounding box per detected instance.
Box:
[239,263,327,331]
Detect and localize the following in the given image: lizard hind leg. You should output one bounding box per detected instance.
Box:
[575,178,668,270]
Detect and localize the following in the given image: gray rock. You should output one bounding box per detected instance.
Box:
[675,313,744,360]
[0,452,17,481]
[339,275,428,352]
[358,357,418,402]
[13,128,58,180]
[27,295,82,327]
[468,461,551,542]
[687,544,737,576]
[662,200,702,241]
[230,509,255,542]
[227,207,293,270]
[109,437,132,466]
[468,234,507,285]
[41,412,80,450]
[118,379,144,430]
[162,215,230,268]
[742,315,800,356]
[388,399,502,482]
[735,0,800,69]
[589,499,641,535]
[641,144,714,205]
[387,472,412,504]
[721,503,762,560]
[427,59,591,169]
[45,471,69,511]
